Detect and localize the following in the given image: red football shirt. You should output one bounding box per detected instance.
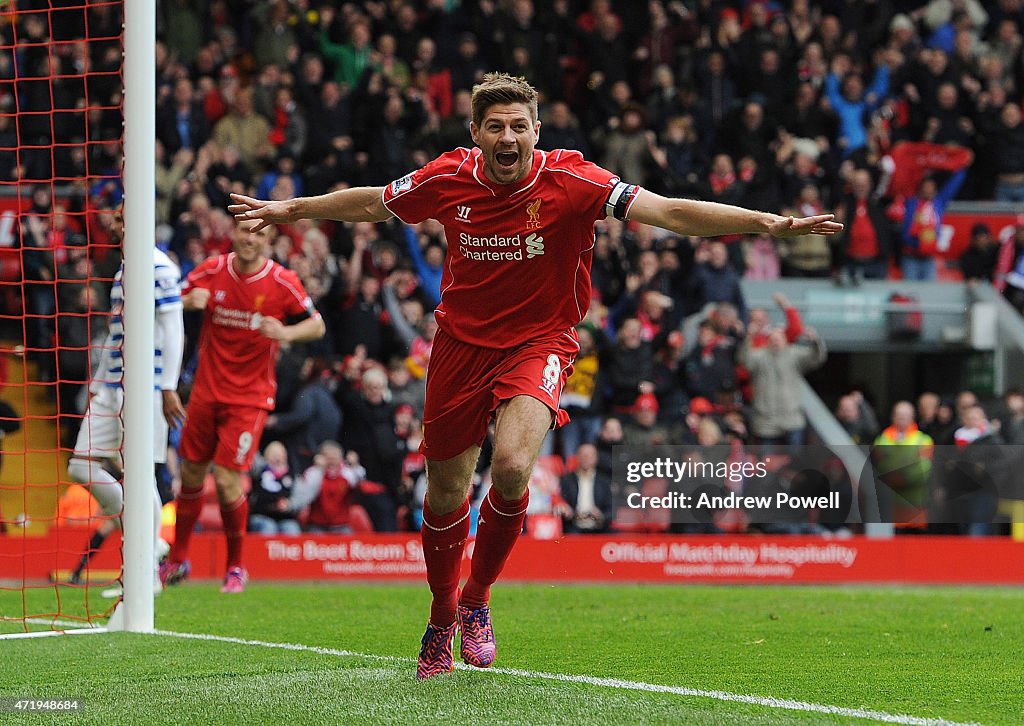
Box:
[185,253,319,409]
[383,147,633,347]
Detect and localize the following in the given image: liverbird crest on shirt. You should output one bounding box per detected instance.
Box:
[526,198,542,229]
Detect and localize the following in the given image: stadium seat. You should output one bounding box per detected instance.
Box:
[536,454,565,478]
[197,502,223,532]
[202,473,217,504]
[937,262,964,283]
[395,504,411,530]
[642,477,669,498]
[611,505,645,532]
[200,472,251,503]
[349,504,374,533]
[196,473,252,532]
[612,478,671,533]
[0,249,22,283]
[526,513,563,540]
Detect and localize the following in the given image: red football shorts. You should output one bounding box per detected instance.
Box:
[420,327,579,461]
[179,397,268,471]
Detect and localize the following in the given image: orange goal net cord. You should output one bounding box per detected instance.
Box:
[0,0,123,634]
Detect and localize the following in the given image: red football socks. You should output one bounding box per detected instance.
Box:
[220,496,248,570]
[421,497,471,627]
[169,485,205,563]
[460,489,529,610]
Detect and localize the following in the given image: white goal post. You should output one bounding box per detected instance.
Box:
[0,0,156,640]
[111,0,157,633]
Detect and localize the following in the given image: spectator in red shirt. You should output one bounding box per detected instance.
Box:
[301,441,365,534]
[835,168,893,282]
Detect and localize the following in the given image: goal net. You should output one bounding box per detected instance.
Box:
[0,0,130,637]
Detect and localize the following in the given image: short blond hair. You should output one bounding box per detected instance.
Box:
[471,72,538,126]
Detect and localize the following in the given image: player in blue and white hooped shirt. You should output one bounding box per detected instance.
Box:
[67,242,187,592]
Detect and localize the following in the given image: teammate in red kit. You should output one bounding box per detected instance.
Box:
[160,219,325,593]
[229,73,843,675]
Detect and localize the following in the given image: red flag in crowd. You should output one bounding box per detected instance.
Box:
[885,142,974,199]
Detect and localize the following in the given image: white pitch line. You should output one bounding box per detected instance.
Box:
[151,629,978,726]
[0,616,107,640]
[0,613,105,630]
[24,616,104,629]
[0,627,109,640]
[0,616,106,639]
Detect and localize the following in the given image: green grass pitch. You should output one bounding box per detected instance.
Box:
[1,582,1022,725]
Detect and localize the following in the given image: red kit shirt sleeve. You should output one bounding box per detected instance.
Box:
[382,148,475,224]
[183,255,225,293]
[272,265,320,320]
[546,149,625,225]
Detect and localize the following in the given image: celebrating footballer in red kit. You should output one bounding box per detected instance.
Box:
[161,220,325,594]
[228,73,842,678]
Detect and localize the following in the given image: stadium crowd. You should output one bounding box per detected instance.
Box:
[4,0,1024,535]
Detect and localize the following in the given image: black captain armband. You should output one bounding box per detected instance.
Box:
[286,302,320,326]
[605,182,640,220]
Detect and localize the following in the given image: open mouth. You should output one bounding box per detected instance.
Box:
[496,151,518,167]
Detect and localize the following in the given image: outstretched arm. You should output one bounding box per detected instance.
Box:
[626,188,843,239]
[229,188,392,232]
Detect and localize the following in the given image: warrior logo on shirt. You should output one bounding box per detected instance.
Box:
[526,198,542,229]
